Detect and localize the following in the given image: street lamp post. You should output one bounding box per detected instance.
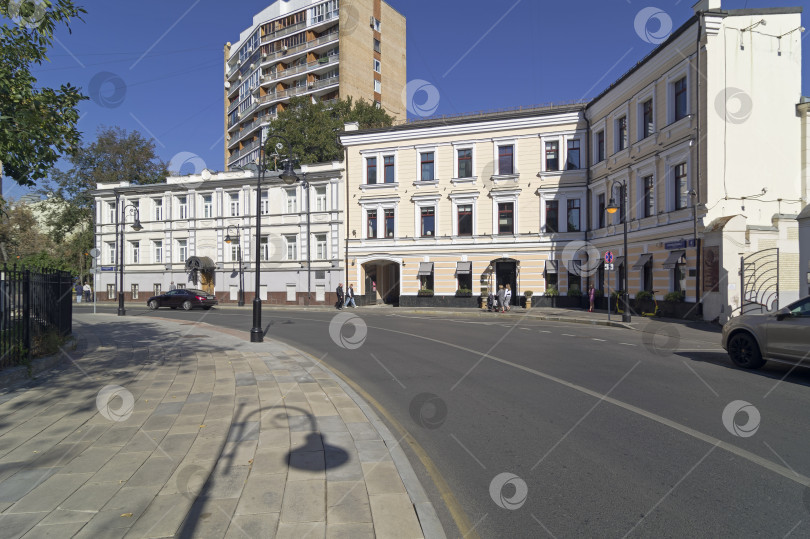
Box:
[115,193,143,317]
[224,224,245,306]
[606,181,631,323]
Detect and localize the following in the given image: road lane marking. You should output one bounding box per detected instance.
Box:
[562,334,576,337]
[592,338,606,342]
[620,343,636,346]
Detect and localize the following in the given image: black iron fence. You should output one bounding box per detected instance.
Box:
[0,265,73,369]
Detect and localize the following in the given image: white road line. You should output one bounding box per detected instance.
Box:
[539,330,551,333]
[620,343,636,346]
[562,334,576,337]
[592,338,606,342]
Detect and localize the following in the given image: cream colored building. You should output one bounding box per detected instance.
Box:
[92,163,344,305]
[339,105,589,305]
[224,0,406,170]
[586,0,805,322]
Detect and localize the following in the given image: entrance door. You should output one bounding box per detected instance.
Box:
[496,261,518,305]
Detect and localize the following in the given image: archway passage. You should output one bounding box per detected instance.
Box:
[492,258,519,306]
[361,260,400,305]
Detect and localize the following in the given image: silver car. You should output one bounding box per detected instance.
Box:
[722,296,810,369]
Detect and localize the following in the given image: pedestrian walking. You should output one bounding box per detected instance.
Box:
[336,283,344,310]
[504,284,512,312]
[83,282,92,302]
[497,285,506,313]
[588,285,596,312]
[170,281,177,291]
[75,282,82,303]
[345,284,356,308]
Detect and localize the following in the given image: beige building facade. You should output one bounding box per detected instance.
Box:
[340,105,589,306]
[224,0,406,171]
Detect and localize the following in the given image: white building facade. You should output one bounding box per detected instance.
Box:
[92,163,344,305]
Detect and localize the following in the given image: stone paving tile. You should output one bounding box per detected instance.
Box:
[234,472,286,515]
[355,440,393,463]
[73,510,135,539]
[288,450,325,481]
[280,479,325,522]
[0,468,59,502]
[326,480,372,524]
[37,507,95,525]
[59,480,124,512]
[93,427,140,447]
[91,451,151,484]
[22,521,87,538]
[204,463,251,499]
[186,392,213,404]
[276,521,325,539]
[326,522,375,539]
[225,512,279,539]
[155,433,196,456]
[124,456,178,488]
[151,402,184,416]
[369,493,425,539]
[251,446,290,475]
[181,497,238,538]
[0,511,49,538]
[362,462,407,496]
[346,422,382,442]
[9,471,94,513]
[123,492,193,538]
[226,422,260,443]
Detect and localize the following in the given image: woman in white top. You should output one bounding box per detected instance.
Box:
[504,284,512,312]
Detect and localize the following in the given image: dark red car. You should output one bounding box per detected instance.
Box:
[146,289,218,311]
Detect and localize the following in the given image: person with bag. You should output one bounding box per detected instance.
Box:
[335,283,344,310]
[75,282,82,303]
[83,282,92,302]
[504,283,512,312]
[497,285,506,313]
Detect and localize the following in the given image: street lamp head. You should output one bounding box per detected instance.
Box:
[131,219,143,231]
[224,234,232,244]
[606,197,619,214]
[280,160,299,185]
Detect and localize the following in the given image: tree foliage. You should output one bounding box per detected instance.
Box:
[40,126,168,243]
[0,0,87,186]
[263,97,395,168]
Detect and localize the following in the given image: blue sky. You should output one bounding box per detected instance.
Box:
[3,0,808,199]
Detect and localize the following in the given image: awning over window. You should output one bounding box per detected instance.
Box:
[614,256,625,267]
[456,261,472,275]
[631,253,653,270]
[417,262,434,276]
[662,250,686,269]
[185,256,214,271]
[544,260,558,274]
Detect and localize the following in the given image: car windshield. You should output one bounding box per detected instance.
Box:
[787,297,810,317]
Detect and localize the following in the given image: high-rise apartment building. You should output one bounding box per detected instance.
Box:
[224,0,406,171]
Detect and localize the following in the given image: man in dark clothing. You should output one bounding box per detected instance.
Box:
[336,283,344,309]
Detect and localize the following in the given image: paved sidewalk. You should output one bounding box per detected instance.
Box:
[0,314,442,538]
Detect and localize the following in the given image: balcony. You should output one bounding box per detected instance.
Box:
[261,54,339,85]
[260,21,306,45]
[309,75,339,91]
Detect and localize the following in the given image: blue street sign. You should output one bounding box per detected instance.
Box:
[604,251,614,264]
[101,266,115,271]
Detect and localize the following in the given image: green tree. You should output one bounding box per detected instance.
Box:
[0,0,87,187]
[0,202,53,262]
[40,126,168,243]
[263,97,395,167]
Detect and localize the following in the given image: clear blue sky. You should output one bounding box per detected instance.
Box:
[3,0,808,199]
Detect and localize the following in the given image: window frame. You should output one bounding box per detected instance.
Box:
[203,194,214,218]
[177,196,188,220]
[566,138,581,170]
[177,239,187,263]
[314,233,328,260]
[314,186,327,212]
[384,208,395,238]
[419,151,435,181]
[260,190,270,215]
[545,200,559,233]
[674,162,688,210]
[285,187,297,214]
[373,58,381,73]
[366,209,378,239]
[229,192,240,217]
[615,115,628,152]
[545,140,560,172]
[497,144,515,175]
[566,198,581,232]
[284,234,298,261]
[420,206,435,238]
[453,144,475,180]
[383,155,395,183]
[154,198,163,221]
[366,156,378,184]
[153,240,163,264]
[596,130,605,162]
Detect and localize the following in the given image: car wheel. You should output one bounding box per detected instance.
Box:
[182,300,192,311]
[148,300,159,310]
[728,332,765,369]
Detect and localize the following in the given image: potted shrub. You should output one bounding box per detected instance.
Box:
[455,288,473,297]
[417,288,434,297]
[664,291,685,302]
[545,285,559,296]
[524,290,533,308]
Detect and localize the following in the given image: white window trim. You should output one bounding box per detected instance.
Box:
[449,193,479,237]
[415,145,438,183]
[539,134,563,174]
[591,185,608,229]
[285,187,298,214]
[153,240,163,264]
[412,194,441,238]
[177,196,188,220]
[176,239,188,263]
[605,170,631,226]
[632,156,657,219]
[661,144,691,212]
[374,78,381,93]
[373,58,381,73]
[314,185,328,212]
[591,117,606,164]
[609,102,631,156]
[538,187,587,235]
[635,83,656,142]
[491,190,521,236]
[284,234,298,261]
[666,62,691,125]
[313,233,328,260]
[451,141,477,183]
[228,191,240,217]
[202,193,214,218]
[361,149,399,186]
[563,133,584,171]
[130,241,139,265]
[492,138,518,177]
[359,199,399,240]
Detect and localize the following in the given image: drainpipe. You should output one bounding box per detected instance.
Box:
[584,111,592,292]
[344,145,350,295]
[694,12,703,315]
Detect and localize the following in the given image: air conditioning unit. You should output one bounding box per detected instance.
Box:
[281,46,288,53]
[262,54,267,60]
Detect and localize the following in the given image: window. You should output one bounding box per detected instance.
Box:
[644,175,655,217]
[374,79,381,93]
[229,193,240,216]
[457,205,472,236]
[457,149,472,178]
[373,38,381,53]
[285,188,297,213]
[567,199,581,232]
[597,193,606,228]
[107,284,115,300]
[177,239,187,262]
[568,271,582,294]
[616,116,628,151]
[107,241,116,265]
[285,235,297,260]
[315,234,327,260]
[545,200,559,233]
[371,17,381,31]
[458,272,472,291]
[260,236,269,261]
[545,141,559,171]
[596,131,605,162]
[566,140,580,170]
[153,284,161,297]
[154,241,163,263]
[131,284,139,300]
[131,241,139,264]
[366,157,377,184]
[373,59,381,73]
[203,195,213,218]
[674,77,687,122]
[154,199,163,221]
[384,209,395,238]
[177,283,186,290]
[420,152,434,181]
[420,272,434,292]
[367,210,377,238]
[308,186,324,212]
[498,203,514,235]
[498,145,514,175]
[178,196,188,219]
[383,156,395,183]
[674,163,688,210]
[643,259,653,292]
[421,207,435,237]
[261,190,270,215]
[108,202,117,224]
[674,261,686,293]
[642,99,654,139]
[230,243,242,263]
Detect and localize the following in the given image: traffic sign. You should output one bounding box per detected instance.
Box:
[89,248,101,258]
[606,263,614,271]
[604,251,614,264]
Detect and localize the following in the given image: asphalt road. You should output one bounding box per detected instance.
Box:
[76,304,810,538]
